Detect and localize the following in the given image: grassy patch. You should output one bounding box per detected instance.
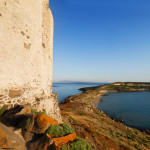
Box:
[46,125,64,137]
[106,85,130,92]
[25,117,32,129]
[0,108,6,116]
[106,83,150,92]
[70,137,92,150]
[46,124,75,137]
[60,145,70,150]
[64,114,76,123]
[60,137,92,150]
[62,124,75,135]
[68,115,76,123]
[31,109,46,115]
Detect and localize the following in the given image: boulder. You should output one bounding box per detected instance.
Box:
[21,130,35,142]
[26,134,56,150]
[1,105,32,127]
[32,114,59,134]
[15,104,31,115]
[0,123,26,149]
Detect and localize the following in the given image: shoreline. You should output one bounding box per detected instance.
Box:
[79,84,150,133]
[61,82,150,132]
[99,93,150,133]
[60,82,150,150]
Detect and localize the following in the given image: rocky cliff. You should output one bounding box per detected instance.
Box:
[0,0,61,122]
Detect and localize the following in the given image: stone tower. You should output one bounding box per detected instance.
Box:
[0,0,61,122]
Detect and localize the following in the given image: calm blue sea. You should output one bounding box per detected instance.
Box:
[53,82,104,103]
[97,92,150,130]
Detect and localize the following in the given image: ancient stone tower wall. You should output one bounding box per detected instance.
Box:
[0,0,62,122]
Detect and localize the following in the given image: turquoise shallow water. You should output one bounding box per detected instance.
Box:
[52,82,105,103]
[97,92,150,130]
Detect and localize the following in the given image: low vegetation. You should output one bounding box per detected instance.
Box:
[0,108,6,116]
[62,124,75,135]
[60,102,150,150]
[105,83,150,92]
[70,138,92,150]
[80,82,150,92]
[0,105,92,150]
[25,117,32,129]
[31,108,46,115]
[60,82,150,150]
[60,138,92,150]
[46,124,75,137]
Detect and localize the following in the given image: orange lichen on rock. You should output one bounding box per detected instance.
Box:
[0,128,10,148]
[52,132,76,147]
[34,114,59,133]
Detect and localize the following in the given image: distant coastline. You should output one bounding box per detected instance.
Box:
[80,82,150,125]
[80,82,150,107]
[62,82,150,108]
[61,82,150,128]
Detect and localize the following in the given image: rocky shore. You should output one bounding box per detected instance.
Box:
[60,82,150,150]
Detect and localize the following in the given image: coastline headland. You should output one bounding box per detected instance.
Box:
[60,82,150,150]
[62,82,150,107]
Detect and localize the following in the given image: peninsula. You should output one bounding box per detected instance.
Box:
[62,82,150,106]
[60,82,150,150]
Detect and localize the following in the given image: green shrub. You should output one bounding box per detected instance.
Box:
[70,138,92,150]
[46,124,75,137]
[0,108,6,116]
[25,117,32,129]
[46,125,64,137]
[60,137,93,150]
[62,124,75,135]
[60,145,70,150]
[31,109,46,115]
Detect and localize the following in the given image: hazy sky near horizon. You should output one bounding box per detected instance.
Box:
[50,0,150,82]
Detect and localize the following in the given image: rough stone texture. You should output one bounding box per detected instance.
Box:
[32,114,59,134]
[0,105,33,127]
[0,105,80,150]
[0,0,62,123]
[26,134,56,150]
[0,123,26,149]
[16,104,31,115]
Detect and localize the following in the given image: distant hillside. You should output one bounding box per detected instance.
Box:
[79,82,150,92]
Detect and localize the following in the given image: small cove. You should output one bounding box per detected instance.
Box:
[97,91,150,130]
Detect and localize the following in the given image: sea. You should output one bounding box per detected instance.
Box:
[97,91,150,131]
[53,82,104,103]
[53,82,150,131]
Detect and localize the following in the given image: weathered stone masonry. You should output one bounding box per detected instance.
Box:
[0,0,62,123]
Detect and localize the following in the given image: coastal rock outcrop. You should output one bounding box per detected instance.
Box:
[0,123,26,149]
[0,105,91,150]
[0,0,61,122]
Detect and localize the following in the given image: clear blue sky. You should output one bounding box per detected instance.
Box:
[50,0,150,83]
